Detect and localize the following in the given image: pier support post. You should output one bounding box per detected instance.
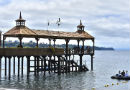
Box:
[34,56,36,75]
[41,56,43,72]
[27,56,30,77]
[48,56,50,74]
[79,54,83,72]
[37,56,39,74]
[53,39,56,73]
[21,57,24,75]
[91,55,93,71]
[65,39,69,73]
[68,55,71,72]
[13,56,15,75]
[5,57,7,76]
[0,56,2,77]
[0,31,1,48]
[43,56,46,75]
[72,61,73,72]
[8,56,11,78]
[18,56,20,77]
[57,56,61,75]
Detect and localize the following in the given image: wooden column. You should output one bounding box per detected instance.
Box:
[50,56,52,72]
[3,36,6,48]
[48,56,50,74]
[5,57,7,76]
[34,56,36,75]
[53,39,56,73]
[68,55,71,72]
[37,56,39,74]
[91,55,93,71]
[13,56,15,75]
[92,39,95,55]
[18,56,20,76]
[8,57,11,78]
[0,56,2,77]
[35,38,39,48]
[53,39,56,48]
[82,39,85,54]
[57,56,61,75]
[18,37,23,48]
[77,39,80,54]
[43,56,46,75]
[0,31,1,48]
[27,56,30,77]
[49,38,51,47]
[21,57,24,75]
[79,54,83,72]
[65,39,69,73]
[41,57,43,72]
[72,61,73,72]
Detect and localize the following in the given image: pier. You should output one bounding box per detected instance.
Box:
[0,12,95,78]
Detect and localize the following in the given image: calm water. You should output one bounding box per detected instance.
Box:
[0,51,130,90]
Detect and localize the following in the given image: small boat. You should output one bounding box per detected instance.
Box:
[111,75,130,80]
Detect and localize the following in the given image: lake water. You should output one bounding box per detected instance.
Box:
[0,51,130,90]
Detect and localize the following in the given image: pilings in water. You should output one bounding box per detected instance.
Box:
[0,53,92,78]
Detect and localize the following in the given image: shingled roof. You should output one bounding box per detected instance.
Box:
[4,26,36,37]
[32,30,94,39]
[4,28,94,39]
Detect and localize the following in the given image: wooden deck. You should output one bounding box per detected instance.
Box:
[0,48,64,56]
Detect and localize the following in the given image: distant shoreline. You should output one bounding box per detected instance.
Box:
[2,40,115,51]
[94,46,114,50]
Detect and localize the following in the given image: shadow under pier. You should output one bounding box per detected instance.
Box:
[0,48,91,78]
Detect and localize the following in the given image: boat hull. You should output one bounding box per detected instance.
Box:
[111,76,130,80]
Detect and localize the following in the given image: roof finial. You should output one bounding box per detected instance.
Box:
[19,11,22,19]
[80,20,82,25]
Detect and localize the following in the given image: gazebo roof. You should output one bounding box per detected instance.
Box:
[4,26,94,39]
[4,26,36,37]
[32,30,94,39]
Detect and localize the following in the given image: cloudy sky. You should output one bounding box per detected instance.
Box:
[0,0,130,50]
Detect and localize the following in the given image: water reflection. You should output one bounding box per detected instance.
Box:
[0,71,95,90]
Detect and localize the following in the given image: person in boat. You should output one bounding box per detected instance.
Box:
[121,70,125,76]
[125,71,128,77]
[118,70,122,77]
[119,70,121,74]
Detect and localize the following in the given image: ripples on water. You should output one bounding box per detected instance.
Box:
[0,51,130,90]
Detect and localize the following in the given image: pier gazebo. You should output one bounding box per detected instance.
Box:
[0,12,95,78]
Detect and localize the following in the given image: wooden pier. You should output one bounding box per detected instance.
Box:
[0,12,95,78]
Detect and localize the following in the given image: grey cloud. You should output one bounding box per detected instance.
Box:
[0,0,129,49]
